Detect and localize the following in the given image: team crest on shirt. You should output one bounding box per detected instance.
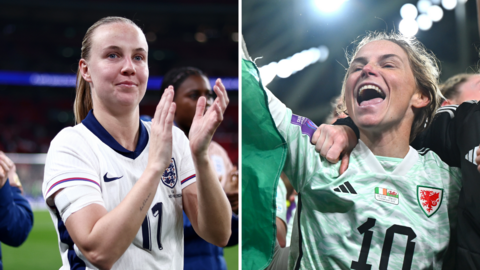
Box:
[417,186,443,217]
[161,158,178,188]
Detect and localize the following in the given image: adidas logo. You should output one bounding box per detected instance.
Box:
[465,146,479,165]
[333,181,357,194]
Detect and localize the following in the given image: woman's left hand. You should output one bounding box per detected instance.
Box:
[189,79,229,157]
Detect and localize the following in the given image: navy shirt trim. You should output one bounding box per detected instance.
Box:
[82,110,149,159]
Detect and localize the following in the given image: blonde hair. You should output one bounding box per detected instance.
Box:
[74,16,139,124]
[440,73,473,101]
[337,32,441,142]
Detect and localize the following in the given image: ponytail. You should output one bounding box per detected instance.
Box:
[73,69,93,124]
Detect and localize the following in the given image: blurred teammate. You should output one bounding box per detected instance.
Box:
[42,17,231,270]
[244,32,461,269]
[160,67,238,270]
[0,152,33,270]
[440,73,480,106]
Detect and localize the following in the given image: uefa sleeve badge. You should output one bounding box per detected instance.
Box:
[417,186,443,218]
[161,158,178,188]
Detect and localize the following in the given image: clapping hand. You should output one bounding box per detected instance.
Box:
[147,87,176,174]
[189,79,229,158]
[0,151,14,188]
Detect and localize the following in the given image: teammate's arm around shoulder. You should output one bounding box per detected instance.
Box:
[59,89,176,270]
[183,79,232,247]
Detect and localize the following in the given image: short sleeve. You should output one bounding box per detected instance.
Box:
[265,88,322,192]
[173,127,197,189]
[43,127,101,205]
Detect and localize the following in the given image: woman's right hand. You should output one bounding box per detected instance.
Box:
[0,152,14,188]
[311,124,357,175]
[147,87,177,175]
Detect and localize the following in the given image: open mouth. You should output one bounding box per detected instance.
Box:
[357,84,386,106]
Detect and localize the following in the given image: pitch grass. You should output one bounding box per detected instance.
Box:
[2,210,238,269]
[224,245,239,270]
[1,210,61,269]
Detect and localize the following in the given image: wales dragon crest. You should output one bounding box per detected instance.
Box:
[417,186,443,218]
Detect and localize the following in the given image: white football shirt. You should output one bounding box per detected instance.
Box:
[43,110,196,270]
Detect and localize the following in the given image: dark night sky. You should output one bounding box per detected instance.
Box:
[243,0,480,124]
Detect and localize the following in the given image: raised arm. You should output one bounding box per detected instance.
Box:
[183,78,232,247]
[55,88,176,270]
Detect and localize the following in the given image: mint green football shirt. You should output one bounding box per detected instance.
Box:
[265,88,461,270]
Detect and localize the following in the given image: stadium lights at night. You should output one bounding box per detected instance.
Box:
[400,3,418,20]
[399,19,419,37]
[417,14,433,30]
[399,0,462,37]
[442,0,457,10]
[417,0,432,13]
[258,46,329,85]
[428,5,444,22]
[313,0,348,13]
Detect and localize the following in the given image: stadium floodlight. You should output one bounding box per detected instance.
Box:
[291,51,310,73]
[427,5,444,22]
[400,3,418,20]
[399,19,419,37]
[417,14,433,30]
[314,0,348,13]
[258,45,329,85]
[442,0,457,10]
[277,59,294,79]
[258,62,278,85]
[417,0,432,13]
[318,46,329,62]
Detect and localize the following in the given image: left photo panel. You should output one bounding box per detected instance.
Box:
[0,1,238,270]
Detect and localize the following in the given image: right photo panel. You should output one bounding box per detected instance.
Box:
[242,1,480,269]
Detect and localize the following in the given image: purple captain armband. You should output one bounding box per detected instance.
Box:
[290,114,318,139]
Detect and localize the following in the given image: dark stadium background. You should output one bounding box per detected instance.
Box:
[0,0,238,269]
[243,0,480,125]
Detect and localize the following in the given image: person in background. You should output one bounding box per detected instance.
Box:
[440,73,480,106]
[0,152,33,270]
[160,67,238,270]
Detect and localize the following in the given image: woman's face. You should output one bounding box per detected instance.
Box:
[344,40,428,135]
[454,74,480,104]
[173,74,214,131]
[81,22,149,112]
